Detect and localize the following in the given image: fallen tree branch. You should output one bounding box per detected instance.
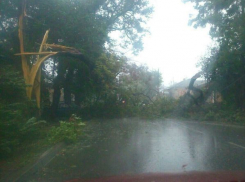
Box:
[187,72,204,105]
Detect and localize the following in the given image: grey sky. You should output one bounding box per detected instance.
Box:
[130,0,213,86]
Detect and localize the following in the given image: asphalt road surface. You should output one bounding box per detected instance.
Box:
[21,118,245,182]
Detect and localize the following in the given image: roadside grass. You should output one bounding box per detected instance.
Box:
[0,115,86,180]
[0,126,51,180]
[174,103,245,125]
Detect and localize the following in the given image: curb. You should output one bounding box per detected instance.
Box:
[187,120,245,128]
[10,142,65,182]
[170,118,245,129]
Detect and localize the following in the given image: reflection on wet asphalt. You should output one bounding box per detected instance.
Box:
[25,119,245,181]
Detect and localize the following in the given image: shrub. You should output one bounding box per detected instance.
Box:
[204,111,216,121]
[137,96,178,119]
[47,115,85,144]
[0,102,39,158]
[20,117,47,140]
[0,117,46,158]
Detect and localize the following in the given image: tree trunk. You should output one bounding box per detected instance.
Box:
[75,93,81,106]
[50,59,65,119]
[64,67,74,105]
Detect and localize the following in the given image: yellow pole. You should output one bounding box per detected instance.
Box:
[33,30,50,109]
[18,0,30,93]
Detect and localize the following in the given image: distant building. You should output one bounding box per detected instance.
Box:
[164,79,222,103]
[165,79,205,99]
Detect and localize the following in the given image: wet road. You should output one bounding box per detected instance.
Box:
[23,119,245,181]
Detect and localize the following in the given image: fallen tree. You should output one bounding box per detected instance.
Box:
[186,72,204,105]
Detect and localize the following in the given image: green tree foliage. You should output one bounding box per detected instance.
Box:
[74,60,165,119]
[184,0,245,108]
[1,0,153,118]
[72,52,126,108]
[118,63,162,106]
[0,63,40,157]
[0,65,25,103]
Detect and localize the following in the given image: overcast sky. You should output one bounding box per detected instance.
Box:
[129,0,213,87]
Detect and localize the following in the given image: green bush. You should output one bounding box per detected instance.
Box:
[0,117,46,158]
[48,121,77,144]
[47,116,85,144]
[20,117,47,140]
[0,102,39,158]
[159,97,178,115]
[137,97,178,119]
[204,111,216,121]
[0,64,42,158]
[0,65,26,103]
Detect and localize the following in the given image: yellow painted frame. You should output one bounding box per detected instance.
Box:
[17,29,57,108]
[16,0,79,109]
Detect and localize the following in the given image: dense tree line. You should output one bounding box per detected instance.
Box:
[184,0,245,109]
[0,0,154,119]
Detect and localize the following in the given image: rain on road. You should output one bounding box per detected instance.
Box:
[21,118,245,181]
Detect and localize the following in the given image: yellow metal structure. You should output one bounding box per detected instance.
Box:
[17,0,81,109]
[16,29,78,109]
[18,0,29,83]
[17,29,57,108]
